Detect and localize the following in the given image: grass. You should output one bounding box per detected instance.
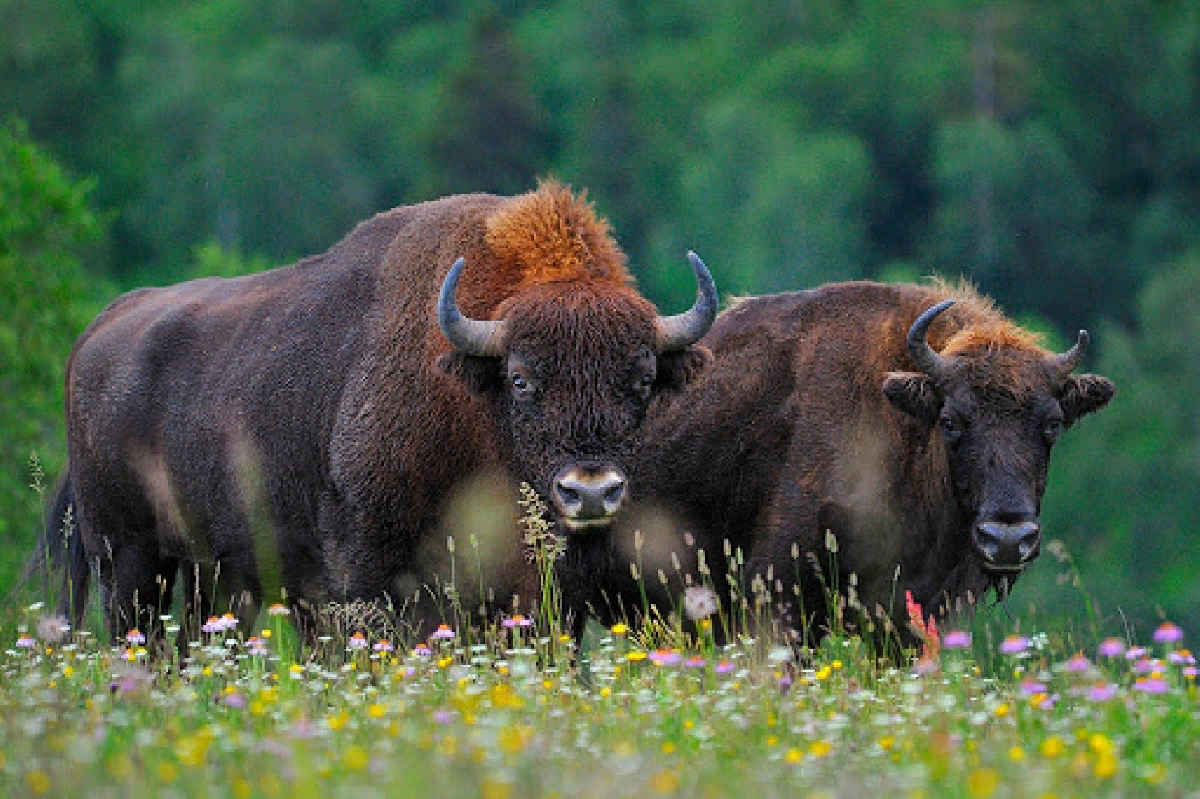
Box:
[2,500,1197,797]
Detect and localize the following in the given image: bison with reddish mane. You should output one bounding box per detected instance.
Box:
[43,181,717,640]
[575,281,1112,641]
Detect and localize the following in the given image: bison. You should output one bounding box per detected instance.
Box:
[42,180,717,641]
[562,280,1113,642]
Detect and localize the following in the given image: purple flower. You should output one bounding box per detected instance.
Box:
[431,624,456,640]
[372,640,394,653]
[347,632,369,651]
[15,634,36,649]
[1167,650,1195,666]
[224,691,247,709]
[943,630,972,649]
[433,710,455,725]
[1153,622,1184,644]
[125,629,146,646]
[649,649,682,666]
[1087,683,1118,702]
[684,656,707,669]
[1020,680,1048,696]
[413,645,432,657]
[502,615,533,629]
[1124,646,1147,661]
[247,637,269,656]
[1184,666,1197,679]
[1132,658,1157,675]
[999,635,1030,655]
[715,660,735,674]
[1097,638,1126,658]
[1065,654,1092,673]
[1133,677,1169,694]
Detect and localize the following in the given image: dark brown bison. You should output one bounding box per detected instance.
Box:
[564,280,1113,641]
[43,180,717,640]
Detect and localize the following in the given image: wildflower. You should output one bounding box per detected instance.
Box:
[1133,676,1169,694]
[943,630,972,649]
[905,591,939,660]
[808,740,832,758]
[966,768,998,797]
[246,637,268,656]
[649,649,681,666]
[1087,683,1117,702]
[1124,646,1147,660]
[125,629,146,646]
[1167,649,1195,666]
[1019,680,1048,696]
[413,644,432,657]
[683,585,718,620]
[502,615,533,629]
[347,632,369,651]
[1153,621,1184,644]
[268,603,290,616]
[684,656,707,668]
[343,746,370,770]
[1185,666,1197,680]
[431,624,456,640]
[201,617,222,634]
[36,616,70,644]
[1040,736,1065,757]
[25,770,50,795]
[785,748,803,764]
[1064,653,1091,672]
[627,651,648,663]
[610,623,628,636]
[1097,637,1125,658]
[373,639,394,653]
[433,710,455,725]
[1008,746,1025,762]
[16,634,36,649]
[714,660,734,674]
[224,691,247,709]
[1131,658,1157,675]
[993,703,1010,717]
[999,635,1030,655]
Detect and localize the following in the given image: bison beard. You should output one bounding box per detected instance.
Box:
[585,280,1112,647]
[37,180,717,644]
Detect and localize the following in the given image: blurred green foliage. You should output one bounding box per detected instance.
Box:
[0,0,1197,631]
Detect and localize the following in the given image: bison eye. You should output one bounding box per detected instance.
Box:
[511,373,531,394]
[939,415,963,442]
[1042,417,1063,442]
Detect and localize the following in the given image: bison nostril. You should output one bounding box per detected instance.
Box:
[555,484,581,509]
[975,520,1040,570]
[553,467,627,527]
[603,482,625,507]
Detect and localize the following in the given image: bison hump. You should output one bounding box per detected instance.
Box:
[484,179,631,288]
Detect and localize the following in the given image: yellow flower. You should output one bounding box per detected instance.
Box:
[343,746,370,770]
[1094,753,1118,779]
[816,666,832,681]
[499,725,532,754]
[831,660,843,670]
[1088,733,1112,754]
[766,735,779,747]
[993,703,1010,717]
[966,768,999,797]
[809,740,832,758]
[368,703,387,719]
[627,651,647,662]
[157,762,178,783]
[600,687,612,698]
[785,748,803,764]
[650,769,680,794]
[1008,746,1025,762]
[25,771,50,796]
[662,742,676,754]
[481,778,513,799]
[232,778,252,799]
[1040,736,1065,758]
[611,623,628,636]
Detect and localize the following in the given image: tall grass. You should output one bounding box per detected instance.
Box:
[1,490,1196,797]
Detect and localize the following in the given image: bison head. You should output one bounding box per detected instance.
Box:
[437,252,717,531]
[882,299,1114,576]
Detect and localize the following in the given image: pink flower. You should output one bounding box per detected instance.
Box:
[15,634,35,649]
[649,649,682,666]
[1153,622,1184,644]
[1124,646,1147,661]
[1020,680,1048,695]
[1132,658,1157,675]
[125,629,146,646]
[413,645,432,657]
[1087,683,1117,702]
[347,632,369,651]
[684,656,707,669]
[999,635,1030,655]
[224,692,247,709]
[373,640,394,653]
[502,615,533,629]
[431,624,456,640]
[1133,676,1169,694]
[247,637,268,656]
[1097,637,1126,658]
[943,630,972,649]
[1065,653,1092,673]
[714,660,735,674]
[1167,649,1195,666]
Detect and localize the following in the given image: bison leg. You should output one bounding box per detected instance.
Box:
[96,544,179,644]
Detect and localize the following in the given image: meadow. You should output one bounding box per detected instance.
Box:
[2,514,1197,799]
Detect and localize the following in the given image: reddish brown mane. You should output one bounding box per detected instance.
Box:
[484,179,631,290]
[926,278,1044,356]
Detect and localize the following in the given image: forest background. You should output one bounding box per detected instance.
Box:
[2,0,1197,639]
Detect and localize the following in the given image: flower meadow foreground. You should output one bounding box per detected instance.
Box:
[1,603,1198,798]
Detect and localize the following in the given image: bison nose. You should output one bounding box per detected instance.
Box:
[553,467,627,530]
[974,521,1041,570]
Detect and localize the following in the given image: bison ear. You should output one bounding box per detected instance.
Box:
[1059,373,1114,427]
[656,345,713,393]
[437,352,503,396]
[882,371,941,425]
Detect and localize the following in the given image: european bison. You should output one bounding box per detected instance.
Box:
[566,280,1113,641]
[44,181,717,640]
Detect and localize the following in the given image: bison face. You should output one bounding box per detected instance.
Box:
[438,254,716,532]
[883,300,1114,575]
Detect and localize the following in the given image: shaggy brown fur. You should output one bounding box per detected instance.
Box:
[42,181,713,641]
[569,281,1113,643]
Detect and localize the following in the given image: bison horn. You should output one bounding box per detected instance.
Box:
[1051,329,1089,374]
[437,257,506,356]
[655,251,719,352]
[907,299,956,378]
